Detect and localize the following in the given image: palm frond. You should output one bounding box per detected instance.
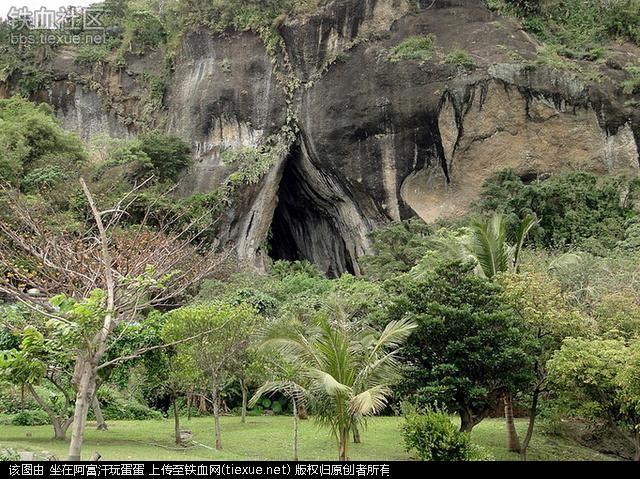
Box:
[368,317,417,358]
[349,385,392,416]
[260,335,320,368]
[469,214,509,278]
[249,380,307,408]
[307,368,352,396]
[356,350,404,389]
[513,213,539,272]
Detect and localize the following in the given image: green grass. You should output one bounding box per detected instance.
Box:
[0,416,616,461]
[388,35,435,63]
[444,49,476,70]
[622,64,640,94]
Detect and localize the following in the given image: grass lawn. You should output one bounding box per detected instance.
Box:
[0,416,615,461]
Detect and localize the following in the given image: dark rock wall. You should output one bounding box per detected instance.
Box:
[3,0,639,275]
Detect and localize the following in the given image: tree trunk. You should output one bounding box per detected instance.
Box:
[212,386,222,450]
[173,395,181,446]
[240,381,248,424]
[187,393,192,421]
[52,419,66,440]
[68,362,96,461]
[459,408,474,433]
[504,393,521,453]
[26,384,69,440]
[353,424,361,444]
[92,395,107,431]
[298,402,309,420]
[338,428,349,461]
[292,398,299,461]
[520,388,540,461]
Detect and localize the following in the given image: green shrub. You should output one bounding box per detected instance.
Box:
[0,330,19,351]
[96,387,162,421]
[444,49,476,70]
[604,0,640,44]
[270,260,322,279]
[96,133,192,185]
[618,218,640,250]
[622,64,640,94]
[271,400,283,414]
[248,405,264,416]
[138,132,192,183]
[388,35,435,62]
[360,219,433,280]
[11,409,50,426]
[102,399,162,421]
[0,96,86,188]
[121,11,166,54]
[225,288,280,316]
[490,0,640,55]
[21,166,66,192]
[401,405,490,461]
[223,131,292,187]
[0,385,40,414]
[74,44,110,66]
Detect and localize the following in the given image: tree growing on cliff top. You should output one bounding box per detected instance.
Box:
[0,179,229,460]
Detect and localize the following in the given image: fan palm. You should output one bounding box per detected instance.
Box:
[260,316,416,461]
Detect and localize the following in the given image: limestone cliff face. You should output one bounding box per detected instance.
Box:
[167,29,287,193]
[5,0,639,275]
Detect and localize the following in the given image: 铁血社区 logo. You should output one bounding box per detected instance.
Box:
[5,5,106,46]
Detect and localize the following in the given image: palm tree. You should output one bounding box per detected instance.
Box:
[261,316,416,461]
[467,212,538,453]
[468,213,538,278]
[249,380,307,461]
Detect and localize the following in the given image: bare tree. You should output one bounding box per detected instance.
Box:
[0,178,230,460]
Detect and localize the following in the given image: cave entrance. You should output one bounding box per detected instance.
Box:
[268,143,357,278]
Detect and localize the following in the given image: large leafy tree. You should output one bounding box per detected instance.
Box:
[390,261,533,432]
[466,212,536,452]
[162,302,261,451]
[360,219,433,280]
[477,170,640,252]
[547,337,640,461]
[499,271,590,459]
[0,180,227,460]
[262,315,416,460]
[0,96,86,189]
[0,320,75,439]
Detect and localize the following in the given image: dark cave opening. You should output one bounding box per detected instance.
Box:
[268,144,357,278]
